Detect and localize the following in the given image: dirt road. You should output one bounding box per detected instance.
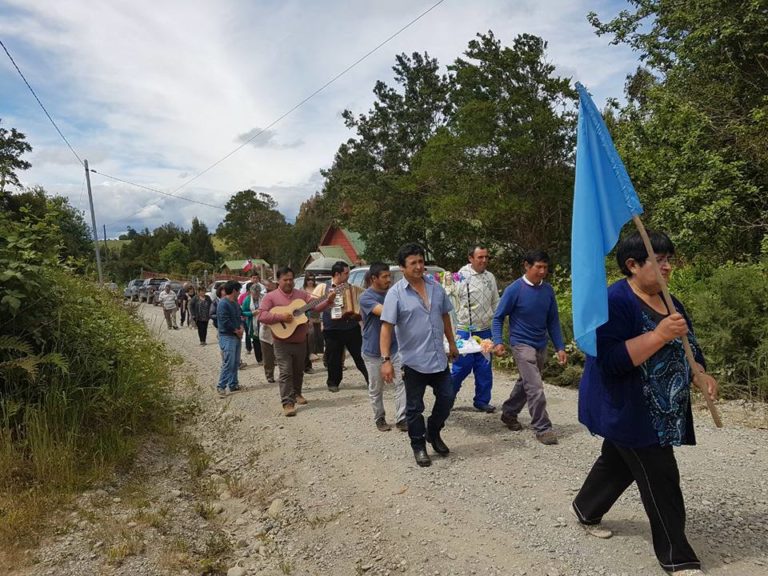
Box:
[26,304,768,575]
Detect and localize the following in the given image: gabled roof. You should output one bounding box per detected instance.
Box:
[343,229,366,256]
[318,245,350,263]
[220,258,269,270]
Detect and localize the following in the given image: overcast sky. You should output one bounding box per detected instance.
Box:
[1,0,638,238]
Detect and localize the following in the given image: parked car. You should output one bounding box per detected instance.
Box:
[347,265,445,289]
[124,278,143,301]
[138,277,168,303]
[207,280,228,298]
[152,280,184,305]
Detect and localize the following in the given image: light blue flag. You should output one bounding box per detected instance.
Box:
[571,83,644,356]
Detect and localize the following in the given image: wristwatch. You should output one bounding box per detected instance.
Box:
[381,356,391,364]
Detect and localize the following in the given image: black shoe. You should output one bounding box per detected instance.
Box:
[395,420,408,432]
[267,377,275,383]
[413,448,431,467]
[426,431,450,456]
[473,402,496,413]
[327,386,339,393]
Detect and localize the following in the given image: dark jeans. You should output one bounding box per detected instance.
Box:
[403,366,455,451]
[196,320,208,343]
[324,327,369,388]
[254,334,263,363]
[573,439,700,573]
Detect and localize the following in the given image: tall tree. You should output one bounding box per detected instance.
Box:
[588,0,768,260]
[281,193,335,270]
[216,190,288,263]
[0,119,32,197]
[188,217,216,264]
[159,238,191,274]
[420,32,577,274]
[321,51,453,260]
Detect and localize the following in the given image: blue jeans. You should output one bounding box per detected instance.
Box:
[403,366,455,450]
[217,335,241,391]
[451,328,493,406]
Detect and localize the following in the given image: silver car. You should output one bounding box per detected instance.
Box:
[124,279,143,301]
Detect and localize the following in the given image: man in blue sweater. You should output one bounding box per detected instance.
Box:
[216,281,245,397]
[492,250,567,445]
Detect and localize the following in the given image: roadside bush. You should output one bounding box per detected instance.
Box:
[0,209,176,549]
[678,263,768,401]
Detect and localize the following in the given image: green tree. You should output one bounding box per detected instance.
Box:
[0,119,32,197]
[4,187,92,266]
[420,32,577,275]
[320,51,453,260]
[281,193,334,269]
[188,217,216,264]
[588,0,768,261]
[216,190,288,263]
[159,238,190,274]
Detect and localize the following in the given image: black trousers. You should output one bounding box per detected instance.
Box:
[324,327,368,388]
[196,320,208,343]
[249,336,263,363]
[403,366,454,450]
[573,439,700,573]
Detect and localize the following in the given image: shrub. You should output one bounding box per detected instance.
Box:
[679,262,768,400]
[0,209,176,550]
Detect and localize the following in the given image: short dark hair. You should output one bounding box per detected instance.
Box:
[397,243,425,267]
[369,262,389,278]
[523,250,550,266]
[224,280,241,295]
[331,261,350,276]
[216,285,225,297]
[616,231,675,276]
[276,266,294,279]
[468,244,487,258]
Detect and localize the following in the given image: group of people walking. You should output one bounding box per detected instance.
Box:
[162,230,715,575]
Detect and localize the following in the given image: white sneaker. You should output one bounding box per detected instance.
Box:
[674,570,705,575]
[570,503,613,539]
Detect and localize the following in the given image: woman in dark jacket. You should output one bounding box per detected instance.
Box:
[190,287,212,345]
[573,231,717,575]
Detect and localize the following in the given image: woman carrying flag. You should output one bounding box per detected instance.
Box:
[572,231,717,575]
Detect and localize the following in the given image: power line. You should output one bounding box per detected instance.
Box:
[0,38,84,166]
[171,0,447,194]
[90,169,226,210]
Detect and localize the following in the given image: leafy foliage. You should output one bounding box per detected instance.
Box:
[319,32,576,275]
[0,118,32,195]
[590,0,768,261]
[216,190,288,263]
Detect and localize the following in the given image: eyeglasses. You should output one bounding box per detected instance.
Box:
[655,255,676,266]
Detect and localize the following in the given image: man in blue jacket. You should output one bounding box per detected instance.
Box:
[216,281,244,397]
[492,250,567,445]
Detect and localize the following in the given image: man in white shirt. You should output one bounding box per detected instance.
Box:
[157,283,179,330]
[449,246,500,412]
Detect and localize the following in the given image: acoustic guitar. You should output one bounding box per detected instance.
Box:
[267,284,346,340]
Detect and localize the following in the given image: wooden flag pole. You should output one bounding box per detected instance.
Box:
[632,215,723,428]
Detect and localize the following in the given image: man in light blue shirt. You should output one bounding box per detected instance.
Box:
[381,243,460,468]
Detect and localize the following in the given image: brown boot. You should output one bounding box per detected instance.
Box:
[501,413,523,431]
[295,394,308,405]
[536,430,558,445]
[283,403,297,417]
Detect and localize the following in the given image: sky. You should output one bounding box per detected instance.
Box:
[0,0,639,238]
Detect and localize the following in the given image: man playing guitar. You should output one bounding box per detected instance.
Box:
[259,266,336,416]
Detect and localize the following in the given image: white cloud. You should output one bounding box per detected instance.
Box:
[1,0,638,236]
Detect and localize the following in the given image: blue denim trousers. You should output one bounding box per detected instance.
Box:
[217,334,241,391]
[403,366,455,450]
[450,328,493,406]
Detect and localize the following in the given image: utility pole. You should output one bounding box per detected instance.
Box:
[84,159,104,285]
[102,224,108,255]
